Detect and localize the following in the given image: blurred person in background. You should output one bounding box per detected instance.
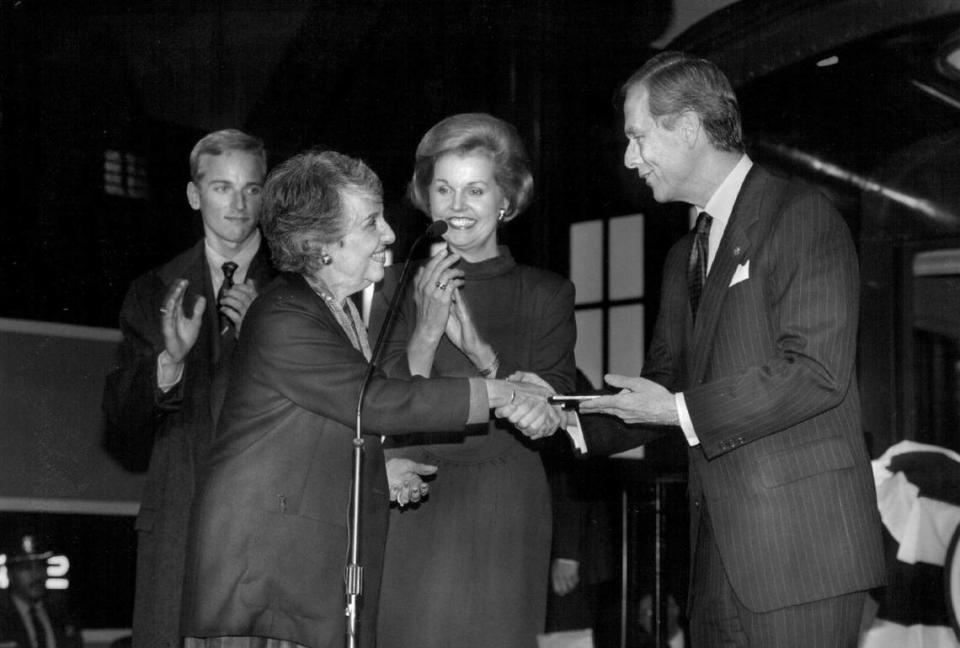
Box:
[0,532,81,648]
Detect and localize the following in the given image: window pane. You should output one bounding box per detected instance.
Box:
[608,304,644,377]
[609,214,644,300]
[575,309,603,389]
[571,221,603,304]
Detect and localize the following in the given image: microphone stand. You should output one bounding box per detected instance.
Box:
[345,221,448,648]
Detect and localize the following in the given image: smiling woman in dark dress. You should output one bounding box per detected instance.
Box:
[373,113,576,648]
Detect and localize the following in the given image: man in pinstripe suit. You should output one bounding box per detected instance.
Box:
[572,51,887,646]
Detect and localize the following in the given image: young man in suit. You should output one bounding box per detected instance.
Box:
[0,533,81,648]
[506,51,886,646]
[102,129,275,648]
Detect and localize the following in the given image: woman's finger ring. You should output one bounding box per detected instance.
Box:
[437,282,447,290]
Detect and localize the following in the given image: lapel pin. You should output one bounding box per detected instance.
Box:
[733,246,742,257]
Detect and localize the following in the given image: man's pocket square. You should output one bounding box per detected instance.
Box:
[729,260,750,286]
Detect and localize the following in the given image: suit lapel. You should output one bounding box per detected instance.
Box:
[206,237,275,364]
[689,167,768,382]
[158,240,219,371]
[190,246,222,365]
[248,242,276,290]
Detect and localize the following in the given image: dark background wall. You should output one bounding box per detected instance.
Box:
[0,2,687,635]
[0,0,681,329]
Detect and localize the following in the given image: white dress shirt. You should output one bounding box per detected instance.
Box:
[675,154,753,446]
[564,155,754,453]
[157,230,262,391]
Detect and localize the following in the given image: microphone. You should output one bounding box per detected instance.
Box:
[345,219,448,647]
[422,219,449,239]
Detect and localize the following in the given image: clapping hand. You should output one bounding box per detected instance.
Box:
[446,289,492,359]
[412,247,464,343]
[442,283,503,382]
[386,457,438,507]
[161,279,205,364]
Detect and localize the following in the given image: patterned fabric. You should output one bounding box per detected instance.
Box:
[218,261,238,338]
[185,636,309,648]
[580,165,886,631]
[687,212,712,320]
[306,276,372,360]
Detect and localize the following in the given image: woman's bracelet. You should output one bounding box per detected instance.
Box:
[477,354,500,378]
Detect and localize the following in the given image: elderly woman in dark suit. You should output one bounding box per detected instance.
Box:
[179,149,538,648]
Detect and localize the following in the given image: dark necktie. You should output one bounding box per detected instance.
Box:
[29,604,48,648]
[687,212,712,320]
[218,261,238,338]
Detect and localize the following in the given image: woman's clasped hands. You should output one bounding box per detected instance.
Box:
[412,247,465,342]
[413,247,563,440]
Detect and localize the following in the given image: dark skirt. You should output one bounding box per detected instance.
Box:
[376,431,552,648]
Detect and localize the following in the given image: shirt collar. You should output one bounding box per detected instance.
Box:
[205,229,261,283]
[700,154,753,229]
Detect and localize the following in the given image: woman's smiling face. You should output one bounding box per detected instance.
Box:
[428,151,508,263]
[322,190,395,300]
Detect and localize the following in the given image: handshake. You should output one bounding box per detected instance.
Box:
[486,371,568,441]
[388,371,567,509]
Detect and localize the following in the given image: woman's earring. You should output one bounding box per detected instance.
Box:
[498,208,506,223]
[320,253,333,266]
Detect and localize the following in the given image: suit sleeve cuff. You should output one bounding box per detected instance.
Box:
[466,378,490,425]
[676,392,700,447]
[156,351,184,393]
[563,410,588,454]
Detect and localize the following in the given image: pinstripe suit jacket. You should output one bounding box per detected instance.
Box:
[585,165,886,612]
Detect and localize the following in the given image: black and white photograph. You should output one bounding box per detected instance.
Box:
[1,1,959,647]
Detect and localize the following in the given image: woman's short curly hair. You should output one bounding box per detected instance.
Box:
[260,149,382,276]
[408,113,534,221]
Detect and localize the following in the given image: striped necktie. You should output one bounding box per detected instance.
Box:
[218,261,238,337]
[687,212,712,320]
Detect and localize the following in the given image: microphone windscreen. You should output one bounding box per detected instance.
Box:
[426,220,448,238]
